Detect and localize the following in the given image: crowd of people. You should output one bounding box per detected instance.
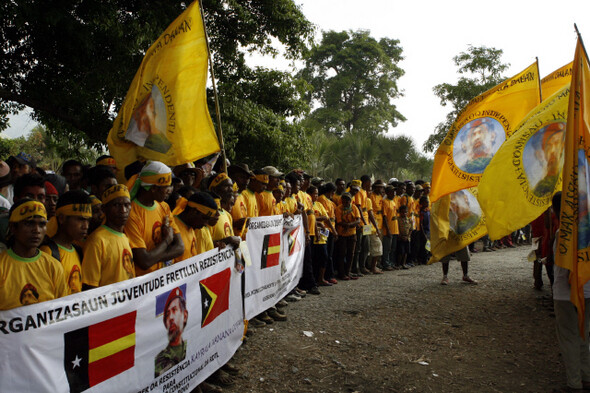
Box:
[0,151,579,392]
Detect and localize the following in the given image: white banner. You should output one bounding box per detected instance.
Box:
[244,215,305,320]
[0,247,244,393]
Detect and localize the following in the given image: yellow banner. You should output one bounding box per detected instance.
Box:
[541,62,572,100]
[556,39,590,335]
[478,85,569,240]
[428,187,487,263]
[107,1,220,172]
[430,62,541,203]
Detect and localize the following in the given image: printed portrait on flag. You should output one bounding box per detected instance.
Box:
[523,122,566,197]
[449,189,482,235]
[154,285,188,377]
[453,117,505,174]
[125,85,172,154]
[578,149,590,249]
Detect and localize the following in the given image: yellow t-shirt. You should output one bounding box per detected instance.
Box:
[335,205,360,237]
[297,191,315,237]
[82,225,135,287]
[272,202,285,216]
[369,193,384,232]
[399,194,415,230]
[242,189,259,218]
[231,193,248,236]
[284,196,298,214]
[40,243,82,295]
[209,208,234,241]
[354,189,369,225]
[0,249,67,310]
[256,190,276,217]
[382,197,399,235]
[332,193,342,207]
[313,201,329,245]
[46,216,58,238]
[195,226,214,254]
[173,216,197,263]
[125,200,180,276]
[318,195,336,234]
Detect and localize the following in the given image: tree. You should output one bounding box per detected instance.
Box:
[423,45,509,152]
[300,30,405,137]
[0,0,314,168]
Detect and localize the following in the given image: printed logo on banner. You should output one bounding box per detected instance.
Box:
[154,286,189,378]
[200,268,231,327]
[63,311,136,393]
[286,226,301,256]
[261,233,281,268]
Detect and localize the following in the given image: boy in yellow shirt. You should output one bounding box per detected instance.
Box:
[41,190,92,294]
[0,199,67,310]
[82,184,135,289]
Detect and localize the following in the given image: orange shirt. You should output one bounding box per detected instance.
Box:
[318,195,336,233]
[369,192,384,231]
[335,204,360,237]
[256,190,276,216]
[231,193,248,236]
[173,216,197,263]
[297,191,315,237]
[382,197,399,235]
[242,189,259,218]
[125,199,180,276]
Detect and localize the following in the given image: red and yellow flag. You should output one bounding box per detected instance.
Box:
[200,268,231,327]
[107,1,220,173]
[541,61,573,100]
[556,39,590,335]
[64,311,136,392]
[430,62,540,203]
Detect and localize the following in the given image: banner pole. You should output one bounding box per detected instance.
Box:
[198,0,227,173]
[536,57,542,103]
[575,24,590,61]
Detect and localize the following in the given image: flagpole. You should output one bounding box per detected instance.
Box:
[198,0,228,173]
[535,57,542,103]
[575,24,590,61]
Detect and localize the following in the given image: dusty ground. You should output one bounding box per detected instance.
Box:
[225,244,563,393]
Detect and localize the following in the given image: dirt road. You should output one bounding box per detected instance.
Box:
[226,245,562,392]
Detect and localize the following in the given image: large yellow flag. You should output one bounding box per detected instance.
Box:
[556,39,590,335]
[428,187,487,263]
[478,85,569,239]
[430,62,540,203]
[107,1,219,172]
[541,62,573,99]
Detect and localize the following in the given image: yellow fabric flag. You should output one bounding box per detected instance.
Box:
[541,62,573,99]
[428,187,487,263]
[107,1,219,172]
[430,62,540,203]
[478,85,569,240]
[555,39,590,335]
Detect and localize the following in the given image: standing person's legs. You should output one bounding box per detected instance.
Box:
[359,234,370,274]
[554,299,587,390]
[381,235,393,270]
[390,234,399,268]
[457,246,477,284]
[346,235,357,279]
[325,232,336,281]
[441,259,450,285]
[298,244,319,293]
[351,228,362,275]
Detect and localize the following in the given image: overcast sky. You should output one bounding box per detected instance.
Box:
[5,0,590,153]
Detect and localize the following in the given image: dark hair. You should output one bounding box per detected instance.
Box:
[44,173,67,196]
[398,204,408,212]
[61,159,83,174]
[319,182,336,195]
[96,155,113,164]
[87,166,116,189]
[188,191,218,210]
[56,190,92,209]
[415,179,425,185]
[552,191,562,217]
[335,178,345,184]
[178,186,198,199]
[360,175,371,183]
[172,177,183,185]
[14,174,45,200]
[285,172,301,186]
[306,185,318,195]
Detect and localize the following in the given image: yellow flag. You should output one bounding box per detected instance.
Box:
[428,187,487,263]
[430,62,540,203]
[107,1,219,172]
[541,62,573,99]
[555,39,590,335]
[478,85,568,240]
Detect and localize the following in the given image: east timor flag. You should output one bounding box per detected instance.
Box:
[64,311,136,393]
[200,268,231,328]
[287,226,301,256]
[261,233,281,268]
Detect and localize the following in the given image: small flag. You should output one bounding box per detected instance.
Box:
[261,233,281,268]
[200,268,231,327]
[287,226,301,256]
[64,311,136,393]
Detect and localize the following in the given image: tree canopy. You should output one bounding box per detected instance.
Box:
[423,45,509,152]
[0,0,314,168]
[300,30,405,137]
